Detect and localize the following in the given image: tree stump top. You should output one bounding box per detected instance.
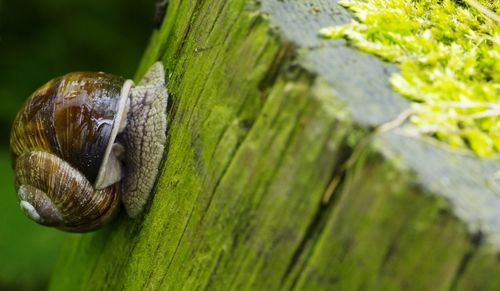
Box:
[264,0,500,245]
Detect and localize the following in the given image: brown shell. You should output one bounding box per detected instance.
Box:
[10,72,125,231]
[15,151,120,232]
[11,72,125,184]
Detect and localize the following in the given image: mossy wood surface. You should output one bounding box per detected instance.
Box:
[49,1,500,290]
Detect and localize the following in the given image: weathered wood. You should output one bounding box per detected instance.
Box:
[49,1,500,290]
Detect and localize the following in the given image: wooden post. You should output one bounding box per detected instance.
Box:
[49,1,500,290]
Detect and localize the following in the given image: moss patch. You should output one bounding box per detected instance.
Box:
[321,0,500,157]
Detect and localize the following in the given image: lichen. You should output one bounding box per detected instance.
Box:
[321,0,500,157]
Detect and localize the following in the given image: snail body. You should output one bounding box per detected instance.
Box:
[10,62,168,232]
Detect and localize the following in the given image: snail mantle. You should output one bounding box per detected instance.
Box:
[10,62,168,232]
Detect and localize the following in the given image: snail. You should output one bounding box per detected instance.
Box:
[10,62,168,232]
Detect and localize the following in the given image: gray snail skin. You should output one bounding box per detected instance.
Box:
[10,62,168,232]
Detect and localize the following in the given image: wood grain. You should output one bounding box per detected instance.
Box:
[49,1,500,290]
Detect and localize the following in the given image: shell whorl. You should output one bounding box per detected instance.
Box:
[10,72,126,232]
[10,62,168,231]
[11,72,126,184]
[15,151,120,232]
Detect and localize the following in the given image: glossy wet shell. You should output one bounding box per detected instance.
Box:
[11,72,125,183]
[15,151,120,232]
[10,72,125,231]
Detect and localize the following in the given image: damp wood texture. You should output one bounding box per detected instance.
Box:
[49,1,500,290]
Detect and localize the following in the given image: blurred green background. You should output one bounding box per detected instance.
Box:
[0,0,155,289]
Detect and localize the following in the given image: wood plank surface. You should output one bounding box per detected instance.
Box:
[49,1,500,290]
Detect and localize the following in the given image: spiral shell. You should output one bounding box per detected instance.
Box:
[10,62,168,232]
[10,72,127,232]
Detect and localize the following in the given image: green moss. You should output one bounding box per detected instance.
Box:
[321,0,499,157]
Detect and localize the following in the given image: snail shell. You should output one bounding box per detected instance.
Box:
[10,63,168,232]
